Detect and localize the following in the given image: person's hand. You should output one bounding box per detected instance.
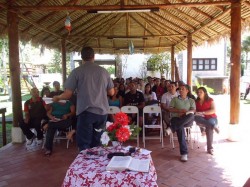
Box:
[62,114,68,120]
[52,95,60,102]
[196,112,204,117]
[178,109,187,117]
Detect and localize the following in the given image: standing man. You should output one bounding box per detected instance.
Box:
[168,84,195,162]
[19,87,47,145]
[53,46,114,151]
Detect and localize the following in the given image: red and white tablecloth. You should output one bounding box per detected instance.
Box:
[62,146,158,187]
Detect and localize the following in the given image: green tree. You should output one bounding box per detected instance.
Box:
[106,66,115,75]
[147,52,171,78]
[242,36,250,69]
[48,50,62,73]
[138,61,147,79]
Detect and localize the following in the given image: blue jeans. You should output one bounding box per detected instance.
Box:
[77,111,107,151]
[195,116,218,150]
[170,114,194,155]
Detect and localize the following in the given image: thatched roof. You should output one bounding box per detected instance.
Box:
[0,0,250,54]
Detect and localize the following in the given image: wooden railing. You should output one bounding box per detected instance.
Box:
[0,108,7,146]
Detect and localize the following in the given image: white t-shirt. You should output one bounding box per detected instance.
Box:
[144,92,157,102]
[161,92,179,107]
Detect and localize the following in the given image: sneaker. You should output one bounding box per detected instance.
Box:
[26,135,36,145]
[214,126,220,134]
[36,139,43,145]
[207,149,214,155]
[180,154,188,162]
[166,127,172,136]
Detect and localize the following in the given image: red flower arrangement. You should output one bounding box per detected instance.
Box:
[99,112,141,145]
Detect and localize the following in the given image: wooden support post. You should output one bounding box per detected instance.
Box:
[0,108,7,146]
[171,46,175,81]
[7,10,23,127]
[61,39,67,85]
[230,0,241,124]
[187,34,192,87]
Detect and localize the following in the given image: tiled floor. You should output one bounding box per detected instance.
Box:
[1,95,250,187]
[0,130,249,187]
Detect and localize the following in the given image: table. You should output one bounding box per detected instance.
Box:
[62,146,158,187]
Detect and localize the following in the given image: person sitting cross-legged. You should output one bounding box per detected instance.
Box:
[168,84,196,162]
[194,87,219,155]
[43,100,75,156]
[19,88,48,146]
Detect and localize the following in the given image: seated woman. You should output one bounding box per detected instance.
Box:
[144,83,157,106]
[43,100,75,156]
[108,86,123,122]
[194,87,219,155]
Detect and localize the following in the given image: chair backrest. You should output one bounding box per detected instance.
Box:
[143,105,161,114]
[120,106,139,114]
[108,106,120,114]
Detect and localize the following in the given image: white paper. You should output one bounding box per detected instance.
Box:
[42,97,68,104]
[128,158,150,172]
[106,156,132,171]
[106,156,150,172]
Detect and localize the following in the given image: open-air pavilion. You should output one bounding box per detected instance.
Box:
[0,1,250,186]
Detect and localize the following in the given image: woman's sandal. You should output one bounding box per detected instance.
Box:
[44,150,52,156]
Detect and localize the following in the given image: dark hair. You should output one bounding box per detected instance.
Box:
[170,81,177,87]
[81,46,95,61]
[196,86,210,101]
[53,81,60,86]
[144,83,152,94]
[41,86,50,97]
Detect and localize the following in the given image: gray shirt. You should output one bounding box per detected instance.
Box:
[64,61,114,115]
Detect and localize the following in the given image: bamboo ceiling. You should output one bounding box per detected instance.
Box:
[0,0,250,54]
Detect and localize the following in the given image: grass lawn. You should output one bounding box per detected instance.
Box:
[0,122,12,148]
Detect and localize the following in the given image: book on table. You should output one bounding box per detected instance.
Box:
[106,156,150,172]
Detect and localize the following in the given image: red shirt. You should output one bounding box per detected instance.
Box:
[24,97,46,112]
[195,98,217,119]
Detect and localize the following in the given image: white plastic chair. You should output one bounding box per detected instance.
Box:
[120,106,139,147]
[108,106,121,114]
[42,124,72,149]
[143,105,164,148]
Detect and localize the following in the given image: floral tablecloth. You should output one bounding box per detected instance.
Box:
[62,146,158,187]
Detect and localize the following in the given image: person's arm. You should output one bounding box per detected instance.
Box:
[47,106,55,120]
[62,104,76,120]
[119,96,123,108]
[52,89,73,102]
[24,111,30,124]
[203,100,216,115]
[108,88,115,96]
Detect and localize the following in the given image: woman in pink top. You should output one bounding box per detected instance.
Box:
[195,87,219,155]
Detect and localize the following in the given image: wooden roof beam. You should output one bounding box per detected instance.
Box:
[21,0,85,33]
[74,14,125,48]
[176,7,231,48]
[66,34,186,39]
[12,2,232,11]
[68,14,123,46]
[137,14,183,45]
[135,14,186,48]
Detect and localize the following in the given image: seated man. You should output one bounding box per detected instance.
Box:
[19,87,48,145]
[161,81,179,131]
[49,81,64,97]
[168,84,196,162]
[124,81,145,126]
[43,100,75,156]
